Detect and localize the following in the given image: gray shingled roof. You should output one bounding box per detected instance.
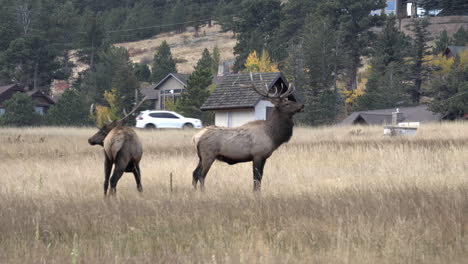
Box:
[201,72,290,110]
[340,105,441,125]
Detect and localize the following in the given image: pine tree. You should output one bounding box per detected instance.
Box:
[151,40,177,83]
[407,18,433,103]
[175,49,213,124]
[0,93,40,126]
[452,26,468,46]
[433,30,451,55]
[46,89,89,126]
[354,16,412,110]
[212,46,220,76]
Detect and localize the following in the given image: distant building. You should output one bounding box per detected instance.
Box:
[340,105,441,125]
[201,72,297,127]
[442,46,468,59]
[140,73,190,110]
[0,84,55,115]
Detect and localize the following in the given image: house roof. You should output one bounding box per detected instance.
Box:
[140,73,190,100]
[201,72,293,110]
[26,90,55,107]
[443,46,468,57]
[0,84,21,95]
[340,105,441,125]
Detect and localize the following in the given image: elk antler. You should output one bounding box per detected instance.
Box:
[248,72,292,99]
[118,96,148,123]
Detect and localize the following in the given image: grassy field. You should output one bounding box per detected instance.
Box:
[0,124,467,263]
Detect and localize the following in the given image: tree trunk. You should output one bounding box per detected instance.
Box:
[33,63,38,91]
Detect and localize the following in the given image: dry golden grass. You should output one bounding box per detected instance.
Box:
[115,24,236,73]
[0,123,467,263]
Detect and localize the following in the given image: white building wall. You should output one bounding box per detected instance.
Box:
[215,111,229,127]
[254,100,274,120]
[231,109,255,127]
[214,108,255,127]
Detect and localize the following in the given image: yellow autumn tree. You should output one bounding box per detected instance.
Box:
[94,89,119,127]
[243,49,279,72]
[338,65,370,106]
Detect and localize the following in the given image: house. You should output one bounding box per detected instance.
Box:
[442,46,468,59]
[140,73,190,110]
[201,72,296,127]
[340,105,441,125]
[0,84,55,115]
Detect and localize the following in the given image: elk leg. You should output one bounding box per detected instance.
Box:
[109,166,125,196]
[133,163,143,193]
[199,157,215,192]
[253,158,266,192]
[104,156,112,196]
[192,161,202,189]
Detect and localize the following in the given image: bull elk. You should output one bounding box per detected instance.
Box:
[88,97,147,196]
[192,73,304,191]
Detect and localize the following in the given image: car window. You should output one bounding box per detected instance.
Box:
[149,112,179,119]
[149,113,164,118]
[161,113,179,119]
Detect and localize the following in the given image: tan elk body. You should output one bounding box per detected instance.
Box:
[88,98,147,196]
[193,73,304,191]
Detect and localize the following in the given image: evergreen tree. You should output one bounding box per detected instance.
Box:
[0,92,40,126]
[407,18,432,103]
[300,15,343,125]
[176,49,213,124]
[354,16,412,110]
[232,0,281,71]
[212,46,220,76]
[133,63,151,83]
[151,40,177,83]
[45,89,89,126]
[315,0,386,95]
[427,54,468,119]
[433,30,451,55]
[452,26,468,46]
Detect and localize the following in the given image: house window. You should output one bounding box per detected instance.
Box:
[0,108,4,115]
[385,0,396,15]
[160,89,183,110]
[34,107,44,115]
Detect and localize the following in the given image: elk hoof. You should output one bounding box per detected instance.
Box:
[137,185,143,192]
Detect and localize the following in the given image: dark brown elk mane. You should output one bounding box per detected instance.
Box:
[192,73,304,191]
[88,97,147,196]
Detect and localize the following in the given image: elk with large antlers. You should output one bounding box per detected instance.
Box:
[88,97,147,196]
[192,73,304,191]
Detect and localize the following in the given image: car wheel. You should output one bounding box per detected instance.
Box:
[183,123,194,129]
[145,124,156,129]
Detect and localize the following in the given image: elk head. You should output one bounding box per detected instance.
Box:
[248,72,304,115]
[88,97,148,146]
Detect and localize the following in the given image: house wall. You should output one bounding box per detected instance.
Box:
[254,100,274,120]
[157,78,185,110]
[214,108,255,127]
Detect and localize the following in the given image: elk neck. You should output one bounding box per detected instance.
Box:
[264,108,294,148]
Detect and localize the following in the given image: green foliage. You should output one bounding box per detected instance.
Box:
[133,63,151,82]
[0,93,40,126]
[407,18,433,103]
[78,46,140,117]
[176,49,213,124]
[232,0,282,71]
[151,40,177,83]
[452,26,468,46]
[433,30,451,55]
[426,52,468,119]
[212,46,220,75]
[354,16,412,111]
[45,89,89,126]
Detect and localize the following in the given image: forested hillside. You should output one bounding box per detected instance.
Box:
[0,0,467,127]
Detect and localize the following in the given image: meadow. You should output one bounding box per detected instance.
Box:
[0,124,467,263]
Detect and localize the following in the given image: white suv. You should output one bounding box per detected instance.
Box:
[135,110,202,129]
